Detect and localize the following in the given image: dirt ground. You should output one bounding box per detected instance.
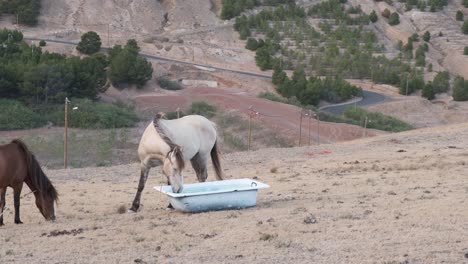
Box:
[1,123,468,263]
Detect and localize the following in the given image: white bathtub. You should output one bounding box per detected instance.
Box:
[154,178,270,213]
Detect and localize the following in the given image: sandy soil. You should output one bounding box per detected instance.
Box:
[1,123,468,263]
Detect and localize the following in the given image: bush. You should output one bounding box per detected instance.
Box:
[39,40,46,46]
[432,71,450,94]
[108,40,153,88]
[463,20,468,35]
[388,12,400,26]
[157,78,182,90]
[456,11,464,21]
[464,46,468,55]
[422,81,435,100]
[245,38,259,51]
[382,8,391,18]
[343,107,413,132]
[453,77,468,101]
[77,31,102,55]
[422,31,430,42]
[369,10,378,23]
[188,102,217,118]
[45,99,139,129]
[0,99,46,130]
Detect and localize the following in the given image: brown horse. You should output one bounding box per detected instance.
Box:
[0,139,58,225]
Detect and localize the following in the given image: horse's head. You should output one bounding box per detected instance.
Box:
[163,146,185,193]
[33,188,57,221]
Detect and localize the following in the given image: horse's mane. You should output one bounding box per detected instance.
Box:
[153,113,185,170]
[11,139,58,202]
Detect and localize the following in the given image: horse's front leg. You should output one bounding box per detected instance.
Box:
[129,165,150,212]
[13,185,23,224]
[0,188,6,226]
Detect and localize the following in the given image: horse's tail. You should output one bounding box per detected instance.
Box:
[210,140,223,180]
[11,139,58,202]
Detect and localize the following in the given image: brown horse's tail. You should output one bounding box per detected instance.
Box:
[11,139,58,202]
[210,140,223,180]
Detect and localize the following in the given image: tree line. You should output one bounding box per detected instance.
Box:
[0,0,41,26]
[0,29,153,105]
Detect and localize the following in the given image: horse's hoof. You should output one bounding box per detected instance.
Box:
[15,220,23,224]
[167,203,174,209]
[127,208,137,213]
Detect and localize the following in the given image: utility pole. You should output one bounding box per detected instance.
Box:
[107,24,110,47]
[316,113,320,145]
[247,106,257,151]
[308,109,312,146]
[248,113,252,151]
[16,13,19,25]
[406,74,409,96]
[64,97,70,169]
[176,107,180,119]
[299,109,303,147]
[363,116,369,137]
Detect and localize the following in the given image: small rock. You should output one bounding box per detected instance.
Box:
[387,191,397,195]
[397,149,407,152]
[465,252,468,259]
[304,215,317,224]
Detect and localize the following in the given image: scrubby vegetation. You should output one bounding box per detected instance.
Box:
[0,29,107,104]
[44,99,139,129]
[157,77,182,90]
[77,31,102,55]
[453,76,468,101]
[232,1,425,104]
[0,29,143,129]
[344,107,413,132]
[0,99,46,130]
[108,39,153,88]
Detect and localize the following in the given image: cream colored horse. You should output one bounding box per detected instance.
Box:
[129,113,223,212]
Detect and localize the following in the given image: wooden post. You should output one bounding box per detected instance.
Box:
[298,110,303,147]
[363,116,368,137]
[176,107,180,119]
[107,24,110,47]
[308,110,311,146]
[248,113,252,151]
[317,114,320,145]
[64,97,69,169]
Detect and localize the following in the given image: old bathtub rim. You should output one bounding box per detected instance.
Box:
[154,178,270,198]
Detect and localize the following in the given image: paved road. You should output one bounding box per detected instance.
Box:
[24,37,387,112]
[24,37,272,79]
[319,90,387,115]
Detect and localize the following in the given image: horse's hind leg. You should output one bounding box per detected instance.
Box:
[13,185,23,224]
[190,153,208,182]
[0,188,6,226]
[129,164,150,212]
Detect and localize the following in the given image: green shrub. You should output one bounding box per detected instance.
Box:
[463,20,468,35]
[422,31,430,42]
[464,46,468,55]
[343,107,413,132]
[0,99,46,130]
[388,12,400,26]
[453,77,468,101]
[77,31,102,55]
[45,99,139,129]
[369,10,378,23]
[157,78,182,90]
[456,10,464,21]
[39,40,46,46]
[188,102,217,118]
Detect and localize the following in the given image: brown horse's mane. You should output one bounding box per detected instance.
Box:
[153,113,185,170]
[11,139,58,202]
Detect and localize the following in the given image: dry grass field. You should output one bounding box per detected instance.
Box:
[1,123,468,263]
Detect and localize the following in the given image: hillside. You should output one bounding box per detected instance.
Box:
[1,122,467,263]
